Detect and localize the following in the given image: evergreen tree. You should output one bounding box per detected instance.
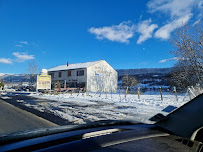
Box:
[0,80,4,90]
[56,81,61,90]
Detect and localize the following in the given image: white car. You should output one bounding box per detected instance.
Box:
[4,88,16,92]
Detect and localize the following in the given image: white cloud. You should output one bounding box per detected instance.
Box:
[0,58,12,64]
[89,22,135,43]
[197,1,203,16]
[19,41,28,44]
[159,57,179,63]
[147,0,201,40]
[198,0,203,8]
[13,52,35,62]
[136,19,158,44]
[147,0,196,18]
[194,1,203,25]
[88,20,158,44]
[88,0,201,44]
[15,45,23,47]
[193,19,201,26]
[155,14,192,39]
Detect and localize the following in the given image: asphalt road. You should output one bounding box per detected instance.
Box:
[0,92,72,125]
[0,99,58,135]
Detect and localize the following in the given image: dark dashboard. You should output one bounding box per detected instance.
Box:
[0,124,201,152]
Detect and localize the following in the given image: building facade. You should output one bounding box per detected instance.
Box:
[48,60,117,92]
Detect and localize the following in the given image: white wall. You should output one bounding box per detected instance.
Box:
[48,61,117,91]
[87,61,117,92]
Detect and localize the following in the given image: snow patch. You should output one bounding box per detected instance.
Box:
[28,92,190,124]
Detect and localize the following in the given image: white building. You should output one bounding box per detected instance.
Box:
[48,60,118,92]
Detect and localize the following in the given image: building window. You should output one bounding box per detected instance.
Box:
[68,70,71,76]
[51,73,54,79]
[59,72,62,77]
[77,70,84,76]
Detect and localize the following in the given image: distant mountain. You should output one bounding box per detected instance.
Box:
[116,68,172,77]
[0,73,6,77]
[0,74,37,83]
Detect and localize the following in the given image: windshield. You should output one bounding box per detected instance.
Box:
[0,0,202,137]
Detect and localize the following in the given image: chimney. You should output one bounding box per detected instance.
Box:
[67,61,69,66]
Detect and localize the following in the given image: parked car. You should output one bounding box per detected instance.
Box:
[4,88,16,92]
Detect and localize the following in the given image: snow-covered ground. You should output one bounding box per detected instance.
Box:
[28,91,191,125]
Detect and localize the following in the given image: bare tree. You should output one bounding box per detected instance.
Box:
[122,74,138,88]
[169,21,203,89]
[122,74,138,97]
[27,60,40,85]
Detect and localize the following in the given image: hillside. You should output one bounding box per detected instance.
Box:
[0,74,37,83]
[116,68,172,90]
[116,68,172,77]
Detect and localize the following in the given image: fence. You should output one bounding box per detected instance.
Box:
[39,84,203,102]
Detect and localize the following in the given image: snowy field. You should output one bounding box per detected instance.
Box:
[28,91,191,124]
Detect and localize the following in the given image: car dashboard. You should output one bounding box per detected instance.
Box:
[0,124,202,152]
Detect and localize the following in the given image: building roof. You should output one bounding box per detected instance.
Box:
[48,60,104,72]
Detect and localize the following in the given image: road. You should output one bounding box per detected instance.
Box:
[0,99,58,135]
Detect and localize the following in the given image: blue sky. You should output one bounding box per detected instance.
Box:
[0,0,202,74]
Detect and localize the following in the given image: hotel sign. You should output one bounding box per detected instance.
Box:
[37,75,51,90]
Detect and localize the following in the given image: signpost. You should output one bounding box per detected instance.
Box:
[159,87,163,101]
[64,80,67,90]
[36,75,51,91]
